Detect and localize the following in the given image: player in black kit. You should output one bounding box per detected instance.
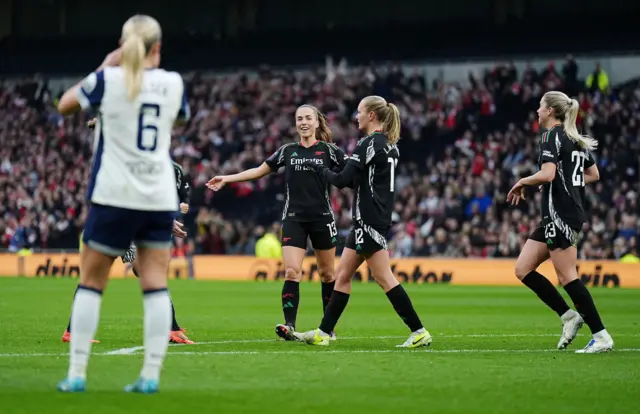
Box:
[507,90,613,353]
[297,96,431,348]
[62,151,194,344]
[207,105,348,340]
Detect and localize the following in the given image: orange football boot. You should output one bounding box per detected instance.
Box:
[61,330,100,343]
[169,328,194,344]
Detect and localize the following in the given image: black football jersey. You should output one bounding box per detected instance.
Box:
[348,132,399,229]
[265,141,348,222]
[538,124,595,231]
[173,161,191,204]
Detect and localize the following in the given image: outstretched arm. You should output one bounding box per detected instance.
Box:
[206,162,271,191]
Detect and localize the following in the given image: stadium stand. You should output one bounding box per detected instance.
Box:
[1,55,638,260]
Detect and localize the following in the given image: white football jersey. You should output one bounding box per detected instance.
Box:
[77,67,189,211]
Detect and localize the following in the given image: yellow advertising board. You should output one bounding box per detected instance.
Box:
[0,253,636,288]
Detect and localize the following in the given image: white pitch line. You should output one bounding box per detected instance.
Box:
[1,348,640,358]
[101,332,640,356]
[158,348,640,356]
[103,338,282,355]
[2,333,638,358]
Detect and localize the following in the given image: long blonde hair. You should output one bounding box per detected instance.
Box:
[120,15,162,100]
[543,91,598,151]
[361,95,401,144]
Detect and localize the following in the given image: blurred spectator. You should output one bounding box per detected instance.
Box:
[1,56,639,260]
[586,62,610,95]
[255,223,282,258]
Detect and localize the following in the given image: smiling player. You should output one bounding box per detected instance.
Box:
[207,105,348,341]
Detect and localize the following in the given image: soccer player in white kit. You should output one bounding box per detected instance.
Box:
[55,14,190,394]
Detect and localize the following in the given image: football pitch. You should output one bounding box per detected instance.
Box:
[0,278,638,414]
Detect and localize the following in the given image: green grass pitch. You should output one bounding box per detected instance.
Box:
[0,278,638,414]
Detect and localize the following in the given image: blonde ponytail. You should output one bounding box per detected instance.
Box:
[119,14,162,101]
[361,96,402,144]
[564,98,598,151]
[120,34,146,101]
[543,91,598,151]
[383,103,401,144]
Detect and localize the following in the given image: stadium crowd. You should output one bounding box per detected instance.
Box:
[1,56,638,261]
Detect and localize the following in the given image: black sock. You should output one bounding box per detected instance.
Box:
[66,285,81,332]
[132,266,139,278]
[321,281,335,314]
[385,285,423,332]
[170,299,180,331]
[281,281,300,328]
[319,291,350,334]
[522,271,571,317]
[563,279,605,334]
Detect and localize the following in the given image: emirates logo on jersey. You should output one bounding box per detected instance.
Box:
[291,158,323,171]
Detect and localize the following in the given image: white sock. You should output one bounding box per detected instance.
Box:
[140,289,172,381]
[413,328,426,335]
[68,287,102,379]
[593,329,610,340]
[560,309,578,323]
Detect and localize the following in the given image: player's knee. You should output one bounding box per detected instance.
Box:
[334,269,352,290]
[376,274,398,292]
[318,265,335,283]
[284,266,302,282]
[553,265,576,287]
[514,261,532,280]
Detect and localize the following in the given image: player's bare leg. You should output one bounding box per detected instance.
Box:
[298,248,364,345]
[58,246,114,392]
[128,250,193,345]
[62,284,100,344]
[124,245,173,393]
[366,249,431,349]
[159,252,194,345]
[550,247,613,353]
[515,238,582,349]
